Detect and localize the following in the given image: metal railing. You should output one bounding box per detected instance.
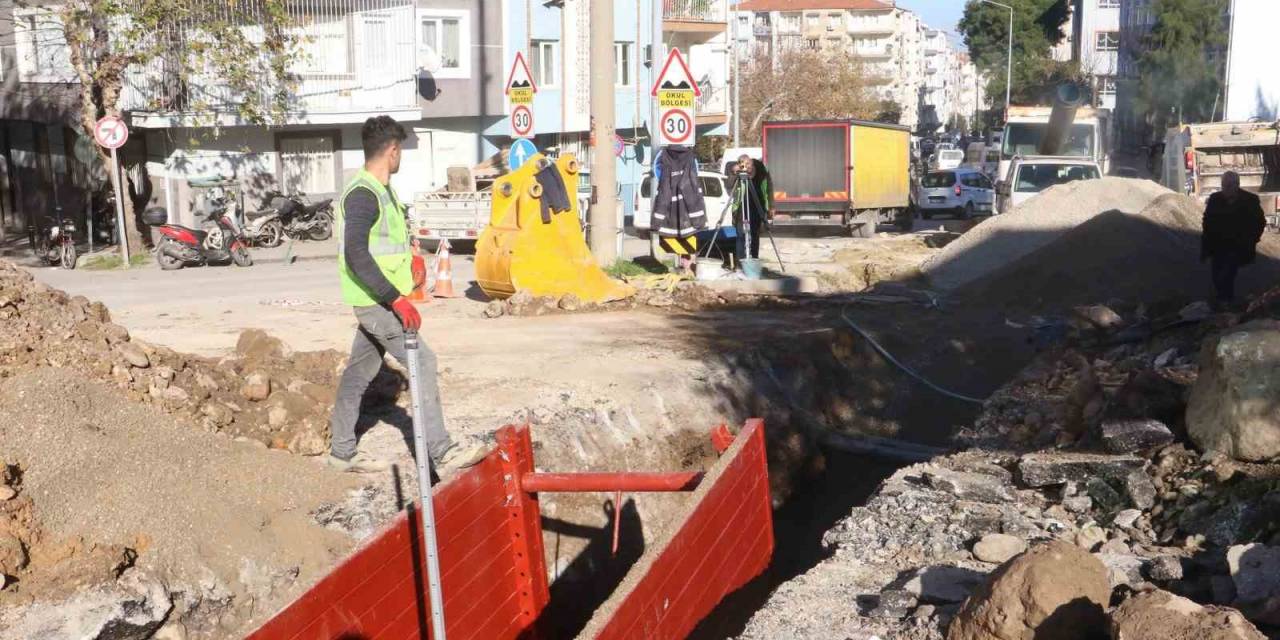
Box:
[664,0,725,22]
[697,85,728,115]
[121,0,417,118]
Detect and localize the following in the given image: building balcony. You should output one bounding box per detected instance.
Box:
[853,47,892,59]
[696,85,729,124]
[664,0,727,34]
[121,0,419,127]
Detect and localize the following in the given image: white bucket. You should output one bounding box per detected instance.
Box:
[695,262,727,281]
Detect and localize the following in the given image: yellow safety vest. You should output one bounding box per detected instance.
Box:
[335,169,412,307]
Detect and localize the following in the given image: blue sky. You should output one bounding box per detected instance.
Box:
[895,0,968,44]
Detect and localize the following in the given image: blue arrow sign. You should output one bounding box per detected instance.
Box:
[509,138,537,171]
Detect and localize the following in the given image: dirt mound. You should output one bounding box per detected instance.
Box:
[921,178,1171,292]
[0,368,363,636]
[0,260,403,455]
[957,193,1206,310]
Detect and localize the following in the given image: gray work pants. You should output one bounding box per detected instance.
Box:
[329,303,452,462]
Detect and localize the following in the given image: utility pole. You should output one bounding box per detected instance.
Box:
[732,2,741,147]
[589,0,617,264]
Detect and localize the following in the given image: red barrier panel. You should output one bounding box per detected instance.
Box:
[247,421,772,640]
[247,426,548,640]
[578,419,774,640]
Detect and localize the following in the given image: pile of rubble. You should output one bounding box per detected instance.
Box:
[0,259,404,455]
[742,287,1280,639]
[484,282,755,318]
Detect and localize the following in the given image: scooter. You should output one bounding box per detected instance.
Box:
[145,202,253,270]
[28,205,77,269]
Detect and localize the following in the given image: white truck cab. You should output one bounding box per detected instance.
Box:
[995,156,1102,214]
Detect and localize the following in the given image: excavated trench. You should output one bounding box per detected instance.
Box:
[532,303,1037,638]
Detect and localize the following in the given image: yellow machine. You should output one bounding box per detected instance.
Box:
[475,153,634,303]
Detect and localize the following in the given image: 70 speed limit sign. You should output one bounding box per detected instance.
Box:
[659,109,693,146]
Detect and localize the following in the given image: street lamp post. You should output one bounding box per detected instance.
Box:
[980,0,1013,121]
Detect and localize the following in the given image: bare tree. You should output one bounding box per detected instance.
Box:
[20,0,300,254]
[738,48,883,145]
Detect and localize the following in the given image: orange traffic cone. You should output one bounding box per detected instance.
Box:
[408,243,429,303]
[432,239,459,298]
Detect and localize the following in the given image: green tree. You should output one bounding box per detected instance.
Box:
[873,100,903,125]
[737,49,880,145]
[20,1,299,255]
[959,0,1076,109]
[1135,0,1228,135]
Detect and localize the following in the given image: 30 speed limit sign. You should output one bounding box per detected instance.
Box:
[511,105,534,138]
[659,109,693,145]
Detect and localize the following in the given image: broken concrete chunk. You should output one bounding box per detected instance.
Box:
[1228,544,1280,604]
[1076,523,1108,552]
[1113,509,1142,529]
[923,468,1015,504]
[1096,552,1145,589]
[1122,471,1158,510]
[1147,555,1183,582]
[1017,452,1145,488]
[1101,419,1175,454]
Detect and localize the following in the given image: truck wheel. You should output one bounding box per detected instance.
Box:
[895,209,914,232]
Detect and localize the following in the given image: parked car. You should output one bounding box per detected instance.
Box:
[932,148,965,171]
[995,157,1103,213]
[633,170,733,257]
[917,168,995,220]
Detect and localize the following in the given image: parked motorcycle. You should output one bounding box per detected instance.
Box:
[145,203,253,270]
[274,192,334,244]
[27,205,78,269]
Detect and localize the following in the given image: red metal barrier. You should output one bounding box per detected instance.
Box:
[247,420,772,640]
[578,419,773,640]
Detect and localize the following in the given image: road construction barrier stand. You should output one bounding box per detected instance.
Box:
[475,153,634,304]
[246,420,772,640]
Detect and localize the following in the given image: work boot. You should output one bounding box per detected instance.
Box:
[433,439,489,473]
[325,453,391,474]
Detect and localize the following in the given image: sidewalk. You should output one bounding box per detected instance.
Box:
[0,233,336,267]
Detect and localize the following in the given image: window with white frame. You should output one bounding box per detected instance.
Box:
[15,10,73,82]
[419,10,470,78]
[1095,31,1120,51]
[531,40,558,88]
[778,12,801,32]
[279,135,337,195]
[1097,75,1117,96]
[614,42,633,86]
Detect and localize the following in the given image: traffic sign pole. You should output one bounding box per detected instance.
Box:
[109,147,129,267]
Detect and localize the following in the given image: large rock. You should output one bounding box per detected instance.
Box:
[1017,452,1145,488]
[0,570,173,639]
[235,328,287,361]
[240,372,272,402]
[1187,321,1280,462]
[947,541,1110,640]
[1109,589,1264,640]
[116,342,150,369]
[1227,544,1280,604]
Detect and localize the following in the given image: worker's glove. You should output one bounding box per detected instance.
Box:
[391,296,422,332]
[412,254,427,290]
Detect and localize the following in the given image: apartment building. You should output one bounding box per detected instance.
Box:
[0,0,510,231]
[734,0,976,132]
[1115,0,1156,148]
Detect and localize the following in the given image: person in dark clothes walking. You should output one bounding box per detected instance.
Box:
[1201,170,1266,309]
[731,155,772,260]
[328,116,486,474]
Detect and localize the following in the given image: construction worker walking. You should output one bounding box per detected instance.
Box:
[328,116,485,474]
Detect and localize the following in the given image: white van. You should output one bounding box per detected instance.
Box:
[718,147,763,178]
[633,171,734,256]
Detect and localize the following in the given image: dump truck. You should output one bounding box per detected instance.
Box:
[1161,121,1280,215]
[996,83,1111,184]
[762,119,913,236]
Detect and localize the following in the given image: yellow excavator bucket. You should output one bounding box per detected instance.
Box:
[475,153,635,304]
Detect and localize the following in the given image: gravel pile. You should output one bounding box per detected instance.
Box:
[920,178,1170,292]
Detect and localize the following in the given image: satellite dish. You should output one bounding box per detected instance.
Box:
[419,48,443,74]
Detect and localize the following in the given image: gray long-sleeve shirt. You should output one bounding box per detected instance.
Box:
[342,187,401,304]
